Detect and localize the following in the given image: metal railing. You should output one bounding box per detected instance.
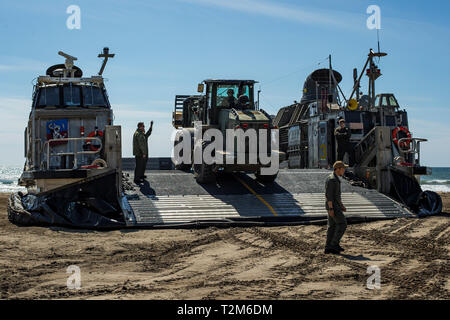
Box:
[43,137,102,170]
[398,137,427,166]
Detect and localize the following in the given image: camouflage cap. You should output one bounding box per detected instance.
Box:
[333,161,349,169]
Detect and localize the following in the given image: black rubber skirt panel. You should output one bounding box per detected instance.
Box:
[8,171,125,230]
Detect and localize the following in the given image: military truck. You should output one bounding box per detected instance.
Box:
[172,79,284,183]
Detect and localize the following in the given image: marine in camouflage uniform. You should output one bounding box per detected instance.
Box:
[325,161,348,254]
[133,121,153,183]
[334,119,354,166]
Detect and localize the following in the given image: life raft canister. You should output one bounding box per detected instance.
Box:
[392,126,411,150]
[86,130,103,151]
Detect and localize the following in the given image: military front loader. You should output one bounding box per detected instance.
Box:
[172,79,283,184]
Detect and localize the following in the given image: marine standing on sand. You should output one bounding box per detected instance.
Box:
[334,119,354,166]
[324,161,348,254]
[133,121,153,184]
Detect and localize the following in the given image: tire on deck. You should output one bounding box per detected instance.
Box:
[255,170,278,184]
[193,141,216,184]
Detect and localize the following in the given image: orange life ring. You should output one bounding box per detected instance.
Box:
[392,126,411,149]
[86,130,103,151]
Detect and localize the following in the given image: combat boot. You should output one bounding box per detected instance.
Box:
[324,248,340,254]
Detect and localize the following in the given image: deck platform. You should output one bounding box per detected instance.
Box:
[121,169,415,227]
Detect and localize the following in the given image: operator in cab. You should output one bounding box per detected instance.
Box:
[222,89,236,108]
[235,94,250,110]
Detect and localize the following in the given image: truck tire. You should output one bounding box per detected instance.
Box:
[174,133,191,172]
[193,141,216,183]
[255,171,278,184]
[175,164,191,172]
[193,162,216,183]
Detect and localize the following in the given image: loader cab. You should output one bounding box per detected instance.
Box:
[202,80,257,125]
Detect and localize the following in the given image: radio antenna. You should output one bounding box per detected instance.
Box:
[98,47,115,76]
[377,29,381,52]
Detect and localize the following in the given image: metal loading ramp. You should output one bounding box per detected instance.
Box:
[122,169,415,227]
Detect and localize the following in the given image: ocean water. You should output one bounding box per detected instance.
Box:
[0,166,26,193]
[420,167,450,193]
[0,165,449,193]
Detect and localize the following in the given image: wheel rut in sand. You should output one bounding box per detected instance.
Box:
[1,193,448,299]
[344,217,450,299]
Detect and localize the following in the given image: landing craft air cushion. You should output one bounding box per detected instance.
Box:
[8,48,126,228]
[273,49,442,214]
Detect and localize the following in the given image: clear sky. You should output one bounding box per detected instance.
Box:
[0,0,449,166]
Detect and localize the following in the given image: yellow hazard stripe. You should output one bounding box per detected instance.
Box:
[233,174,278,216]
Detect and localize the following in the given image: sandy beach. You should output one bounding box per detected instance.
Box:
[0,192,448,300]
